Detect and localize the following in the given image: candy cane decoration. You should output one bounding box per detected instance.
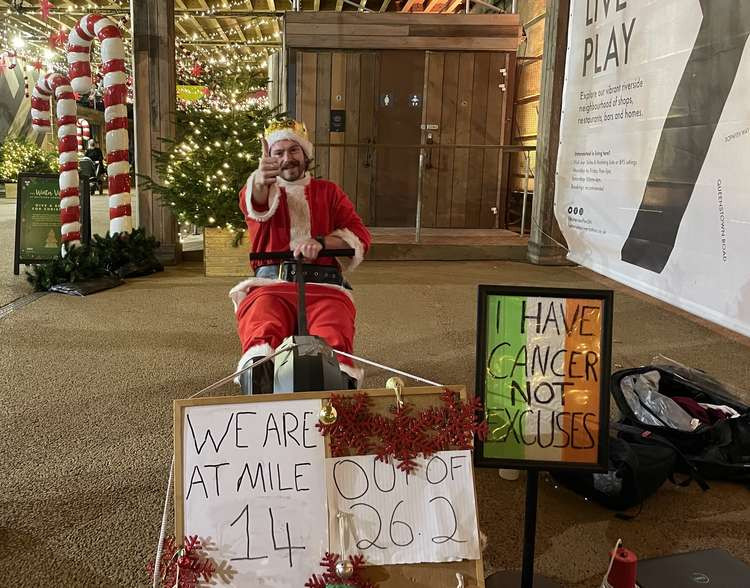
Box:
[30,72,81,248]
[76,118,90,153]
[67,14,131,235]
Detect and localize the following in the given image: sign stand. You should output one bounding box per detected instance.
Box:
[474,285,614,588]
[485,470,560,588]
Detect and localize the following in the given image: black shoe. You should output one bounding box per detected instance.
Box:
[239,356,274,395]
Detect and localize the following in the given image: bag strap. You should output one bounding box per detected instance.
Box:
[611,422,710,491]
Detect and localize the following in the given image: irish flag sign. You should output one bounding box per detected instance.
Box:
[474,286,613,471]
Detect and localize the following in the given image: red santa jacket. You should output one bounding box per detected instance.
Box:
[239,172,370,272]
[230,172,371,309]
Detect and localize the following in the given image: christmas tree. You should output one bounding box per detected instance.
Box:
[142,57,277,233]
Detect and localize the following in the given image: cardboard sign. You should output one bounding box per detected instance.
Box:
[474,286,613,471]
[175,389,486,587]
[176,398,328,587]
[326,451,480,565]
[14,173,61,274]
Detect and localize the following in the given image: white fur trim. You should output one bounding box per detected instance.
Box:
[284,181,311,249]
[229,277,353,311]
[266,130,313,159]
[330,228,365,272]
[339,362,364,388]
[245,171,281,222]
[234,343,275,385]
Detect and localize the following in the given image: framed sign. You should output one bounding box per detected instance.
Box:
[14,173,61,274]
[474,285,613,472]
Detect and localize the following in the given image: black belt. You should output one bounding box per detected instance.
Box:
[278,262,350,289]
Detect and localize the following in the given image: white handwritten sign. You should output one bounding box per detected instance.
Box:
[180,399,327,587]
[326,451,480,565]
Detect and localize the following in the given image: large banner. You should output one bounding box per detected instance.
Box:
[556,0,750,337]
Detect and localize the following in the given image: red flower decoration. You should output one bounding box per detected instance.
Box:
[201,86,211,97]
[191,63,203,77]
[32,60,44,72]
[317,388,488,474]
[305,552,377,588]
[49,30,68,49]
[40,0,53,21]
[147,535,215,588]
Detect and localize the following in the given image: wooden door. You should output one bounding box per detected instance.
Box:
[295,50,377,225]
[372,51,426,227]
[419,51,515,229]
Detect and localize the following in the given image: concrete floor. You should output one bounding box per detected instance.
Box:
[1,256,749,587]
[2,198,750,586]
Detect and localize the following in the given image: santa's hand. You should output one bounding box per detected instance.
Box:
[293,238,323,261]
[256,138,280,186]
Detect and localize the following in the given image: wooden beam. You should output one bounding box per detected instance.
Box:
[424,0,449,12]
[528,0,569,263]
[315,0,321,10]
[445,0,464,12]
[400,0,421,12]
[336,0,345,10]
[380,0,392,12]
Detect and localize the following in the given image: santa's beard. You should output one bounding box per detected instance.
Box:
[280,161,305,181]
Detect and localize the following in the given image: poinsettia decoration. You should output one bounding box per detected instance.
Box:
[317,388,488,473]
[49,30,68,49]
[304,552,377,588]
[147,535,215,588]
[191,63,203,78]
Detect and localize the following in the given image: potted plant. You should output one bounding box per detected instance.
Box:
[0,136,58,198]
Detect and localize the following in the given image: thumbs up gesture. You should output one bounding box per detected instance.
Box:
[255,138,280,187]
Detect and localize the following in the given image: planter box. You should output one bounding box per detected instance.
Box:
[203,227,251,277]
[3,182,17,199]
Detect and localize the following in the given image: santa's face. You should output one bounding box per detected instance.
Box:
[269,139,307,181]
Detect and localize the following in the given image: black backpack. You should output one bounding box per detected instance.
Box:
[611,363,750,482]
[553,422,709,517]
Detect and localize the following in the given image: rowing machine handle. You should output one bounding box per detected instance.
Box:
[249,248,355,261]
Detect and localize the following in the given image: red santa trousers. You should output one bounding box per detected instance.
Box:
[236,283,356,368]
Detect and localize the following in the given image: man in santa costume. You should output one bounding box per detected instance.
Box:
[230,118,371,393]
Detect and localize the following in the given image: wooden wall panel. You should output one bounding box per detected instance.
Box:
[357,53,377,225]
[479,52,505,229]
[450,53,474,228]
[315,52,332,179]
[299,52,318,151]
[435,53,459,228]
[420,51,444,229]
[329,52,347,187]
[285,12,523,52]
[465,53,490,228]
[343,53,361,211]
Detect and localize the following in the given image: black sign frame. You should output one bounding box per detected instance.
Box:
[473,284,613,473]
[14,173,61,274]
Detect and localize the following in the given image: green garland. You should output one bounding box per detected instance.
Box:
[26,228,163,292]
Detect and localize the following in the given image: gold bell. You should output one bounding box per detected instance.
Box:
[319,401,338,425]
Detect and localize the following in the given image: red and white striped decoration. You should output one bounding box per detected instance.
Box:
[67,14,131,235]
[76,118,90,153]
[30,72,81,248]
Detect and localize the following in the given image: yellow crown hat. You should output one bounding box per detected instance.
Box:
[264,117,313,159]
